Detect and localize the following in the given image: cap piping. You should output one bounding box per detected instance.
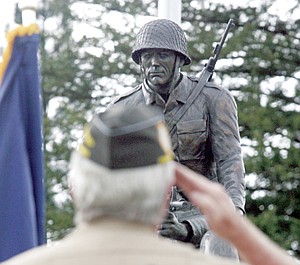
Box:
[92,113,164,137]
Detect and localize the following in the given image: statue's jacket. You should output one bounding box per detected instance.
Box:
[110,74,246,247]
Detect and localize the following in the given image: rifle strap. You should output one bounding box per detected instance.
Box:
[167,69,212,137]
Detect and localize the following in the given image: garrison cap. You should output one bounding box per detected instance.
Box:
[132,19,191,66]
[77,106,174,169]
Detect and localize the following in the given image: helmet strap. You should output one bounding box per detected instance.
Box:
[167,55,181,94]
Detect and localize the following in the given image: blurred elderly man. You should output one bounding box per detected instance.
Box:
[2,105,242,265]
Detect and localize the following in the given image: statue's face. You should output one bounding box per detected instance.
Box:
[140,49,176,90]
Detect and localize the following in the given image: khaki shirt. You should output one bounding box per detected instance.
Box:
[2,219,247,265]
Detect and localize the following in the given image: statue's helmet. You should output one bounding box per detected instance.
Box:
[132,19,191,66]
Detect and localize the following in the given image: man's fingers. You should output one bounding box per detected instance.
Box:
[167,212,176,220]
[159,223,172,230]
[162,212,176,224]
[158,228,172,238]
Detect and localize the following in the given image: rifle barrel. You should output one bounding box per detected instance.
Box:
[206,19,235,73]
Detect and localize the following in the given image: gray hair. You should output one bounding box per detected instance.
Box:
[69,152,174,225]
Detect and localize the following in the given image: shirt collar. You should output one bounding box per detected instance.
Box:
[142,80,156,105]
[142,74,190,105]
[170,75,190,104]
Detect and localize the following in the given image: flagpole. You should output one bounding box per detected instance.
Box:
[158,0,182,24]
[18,0,38,26]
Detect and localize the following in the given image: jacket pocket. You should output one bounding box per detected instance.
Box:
[176,119,207,160]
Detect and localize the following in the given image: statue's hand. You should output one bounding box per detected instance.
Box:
[158,212,190,242]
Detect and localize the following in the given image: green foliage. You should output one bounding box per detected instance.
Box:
[40,0,300,257]
[248,209,300,255]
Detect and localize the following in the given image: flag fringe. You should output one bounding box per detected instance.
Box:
[0,23,39,84]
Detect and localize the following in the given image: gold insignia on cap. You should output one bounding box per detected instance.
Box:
[78,144,91,158]
[78,124,95,158]
[156,121,174,164]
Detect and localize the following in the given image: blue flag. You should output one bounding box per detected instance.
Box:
[0,24,46,262]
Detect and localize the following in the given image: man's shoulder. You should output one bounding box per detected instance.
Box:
[150,238,242,265]
[111,84,143,105]
[183,75,236,108]
[185,75,222,92]
[205,81,223,91]
[2,224,242,265]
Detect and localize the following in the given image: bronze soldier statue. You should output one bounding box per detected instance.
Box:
[108,19,245,258]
